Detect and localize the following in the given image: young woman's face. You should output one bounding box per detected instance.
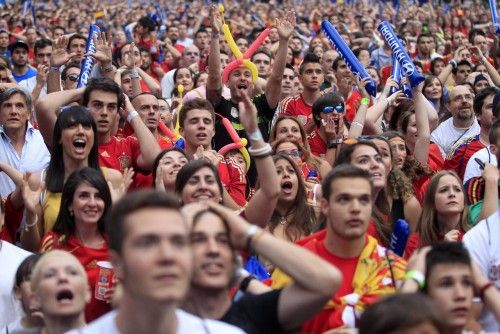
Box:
[357,49,371,67]
[372,139,392,175]
[181,167,221,204]
[350,145,386,189]
[275,142,303,167]
[69,181,105,226]
[426,263,473,332]
[423,78,442,100]
[34,255,89,318]
[275,158,299,203]
[404,114,418,147]
[433,174,465,217]
[158,151,189,190]
[175,68,194,91]
[60,122,94,162]
[274,119,303,144]
[389,137,407,169]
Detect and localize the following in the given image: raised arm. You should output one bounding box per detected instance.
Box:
[208,202,342,332]
[477,164,499,222]
[413,82,431,166]
[239,90,280,227]
[348,76,371,139]
[35,88,85,149]
[120,94,160,171]
[265,10,295,109]
[364,77,400,135]
[470,46,500,86]
[47,36,77,94]
[206,5,223,106]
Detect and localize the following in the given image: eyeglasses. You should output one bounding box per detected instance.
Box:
[322,105,344,113]
[186,51,199,57]
[278,149,302,158]
[67,74,79,82]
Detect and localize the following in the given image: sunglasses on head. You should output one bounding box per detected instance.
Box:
[322,104,344,113]
[67,74,79,82]
[278,149,302,158]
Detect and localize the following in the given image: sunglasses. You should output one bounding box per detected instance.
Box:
[67,74,79,82]
[322,105,344,113]
[278,149,302,158]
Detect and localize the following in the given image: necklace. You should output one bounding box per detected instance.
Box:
[279,216,287,225]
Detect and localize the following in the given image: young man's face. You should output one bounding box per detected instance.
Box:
[252,52,272,79]
[112,208,192,304]
[195,31,209,51]
[0,32,9,48]
[120,44,142,67]
[300,62,324,91]
[35,45,53,67]
[11,48,28,67]
[321,177,372,241]
[417,36,433,56]
[227,67,254,98]
[0,69,9,83]
[0,93,29,132]
[180,108,215,149]
[140,51,151,70]
[62,67,80,90]
[281,67,295,97]
[87,90,119,136]
[454,65,471,84]
[190,211,234,290]
[69,38,86,61]
[476,93,496,129]
[133,94,159,132]
[426,263,473,331]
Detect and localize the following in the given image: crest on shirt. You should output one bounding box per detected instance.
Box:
[230,106,239,119]
[118,154,131,170]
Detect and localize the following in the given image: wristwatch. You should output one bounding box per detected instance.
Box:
[327,138,343,149]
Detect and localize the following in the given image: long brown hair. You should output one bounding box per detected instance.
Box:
[269,115,312,152]
[416,171,469,246]
[269,154,317,241]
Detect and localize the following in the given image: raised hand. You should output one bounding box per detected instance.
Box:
[88,31,113,65]
[50,36,77,67]
[354,75,371,99]
[210,5,223,34]
[275,10,296,41]
[21,173,44,215]
[237,89,258,133]
[108,167,134,203]
[36,65,48,85]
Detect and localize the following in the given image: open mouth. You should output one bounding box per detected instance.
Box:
[237,83,248,90]
[56,289,74,302]
[201,262,224,274]
[73,138,86,149]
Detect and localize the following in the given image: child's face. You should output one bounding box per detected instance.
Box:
[226,151,247,174]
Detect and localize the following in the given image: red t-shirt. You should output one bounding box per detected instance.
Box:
[278,94,313,125]
[40,232,111,322]
[98,136,141,173]
[443,136,484,180]
[307,127,327,158]
[218,159,247,206]
[404,229,465,260]
[0,194,23,243]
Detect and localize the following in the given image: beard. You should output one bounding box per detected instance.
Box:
[456,108,473,121]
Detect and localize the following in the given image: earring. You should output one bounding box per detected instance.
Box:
[69,210,74,217]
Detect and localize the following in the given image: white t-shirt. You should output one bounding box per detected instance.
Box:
[463,146,497,184]
[431,117,480,158]
[463,210,500,332]
[160,69,176,99]
[0,241,32,328]
[18,76,47,98]
[66,309,245,334]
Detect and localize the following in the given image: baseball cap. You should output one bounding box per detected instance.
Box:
[9,40,29,53]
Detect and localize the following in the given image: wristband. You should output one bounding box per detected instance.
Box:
[351,121,363,128]
[327,138,343,149]
[129,69,139,79]
[478,282,495,301]
[211,32,220,39]
[449,59,457,69]
[248,143,272,158]
[360,97,370,106]
[247,129,263,141]
[480,56,487,64]
[102,64,114,73]
[49,66,60,73]
[245,225,259,253]
[405,270,425,289]
[127,110,139,123]
[239,275,256,292]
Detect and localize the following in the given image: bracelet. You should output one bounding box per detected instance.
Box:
[478,282,495,301]
[360,97,370,106]
[246,129,263,142]
[102,64,114,73]
[129,69,139,79]
[327,138,343,149]
[449,59,457,69]
[245,225,259,252]
[248,143,272,158]
[480,56,487,64]
[23,212,38,232]
[405,270,425,289]
[239,275,256,292]
[351,121,363,128]
[127,110,139,123]
[211,32,220,39]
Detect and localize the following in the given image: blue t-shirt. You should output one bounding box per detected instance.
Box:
[12,67,37,83]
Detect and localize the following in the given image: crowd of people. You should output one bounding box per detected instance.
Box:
[0,0,499,332]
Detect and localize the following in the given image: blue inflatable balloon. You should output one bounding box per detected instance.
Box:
[321,20,377,97]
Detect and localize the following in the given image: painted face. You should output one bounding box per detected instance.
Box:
[33,253,90,318]
[225,150,247,174]
[181,167,221,204]
[157,151,189,190]
[350,145,386,190]
[113,208,191,304]
[426,263,473,331]
[389,137,407,169]
[274,118,303,143]
[275,158,299,203]
[434,174,465,217]
[372,139,392,176]
[69,181,105,227]
[321,177,372,240]
[190,211,234,290]
[60,122,94,162]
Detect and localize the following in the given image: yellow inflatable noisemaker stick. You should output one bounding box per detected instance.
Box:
[174,84,184,137]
